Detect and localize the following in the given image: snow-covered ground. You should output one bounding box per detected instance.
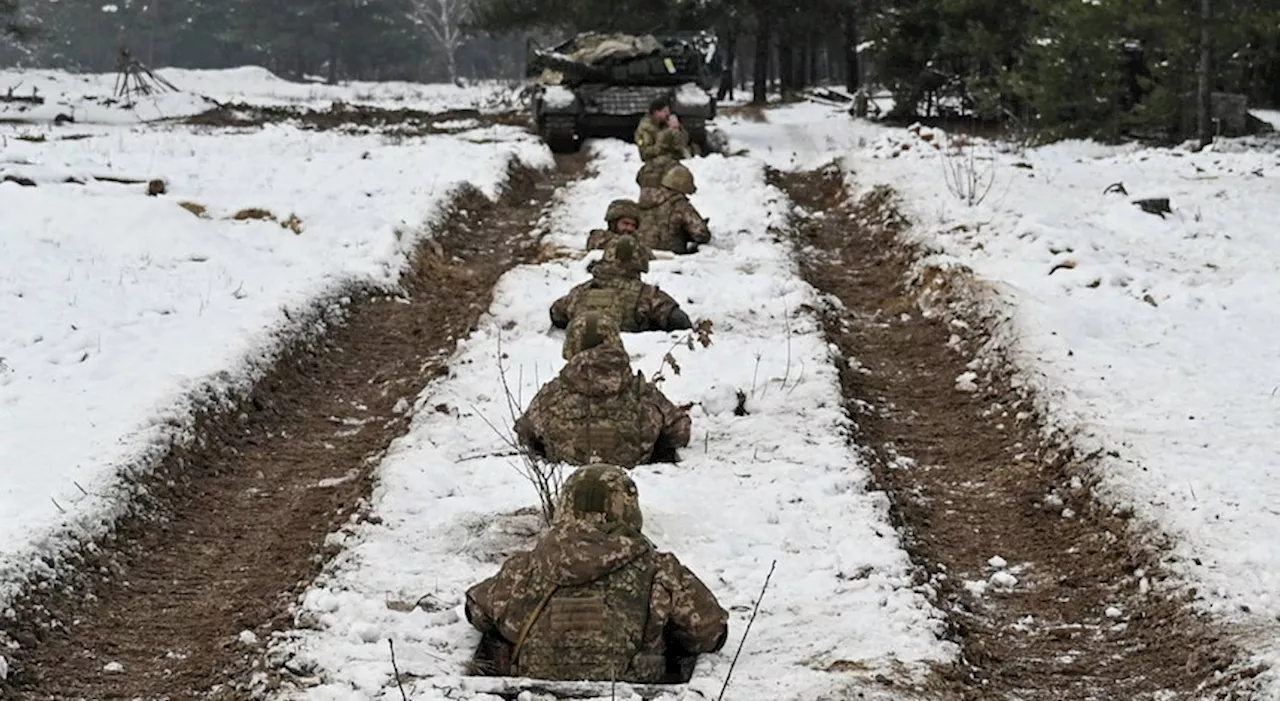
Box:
[268,141,956,700]
[0,66,522,124]
[726,103,1280,690]
[0,106,550,609]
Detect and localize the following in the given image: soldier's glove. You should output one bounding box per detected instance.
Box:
[668,308,693,330]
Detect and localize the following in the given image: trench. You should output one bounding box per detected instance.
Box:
[774,163,1256,700]
[4,152,587,701]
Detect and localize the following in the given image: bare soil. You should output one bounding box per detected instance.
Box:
[774,164,1261,700]
[4,153,587,701]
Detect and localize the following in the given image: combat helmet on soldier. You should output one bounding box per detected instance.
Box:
[592,233,649,277]
[555,464,644,533]
[562,312,624,361]
[660,163,697,195]
[604,199,641,231]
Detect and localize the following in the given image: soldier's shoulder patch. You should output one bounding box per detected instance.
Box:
[636,133,649,146]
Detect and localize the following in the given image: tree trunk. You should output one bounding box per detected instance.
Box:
[752,13,770,104]
[778,31,793,95]
[717,29,737,101]
[844,5,860,93]
[1197,0,1212,146]
[808,36,819,86]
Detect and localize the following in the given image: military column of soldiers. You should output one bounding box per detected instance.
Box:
[464,95,729,684]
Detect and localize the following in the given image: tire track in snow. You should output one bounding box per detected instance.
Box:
[776,163,1259,700]
[3,152,588,700]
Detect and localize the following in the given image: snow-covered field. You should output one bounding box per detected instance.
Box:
[268,141,956,700]
[726,103,1280,690]
[0,83,549,610]
[0,66,522,124]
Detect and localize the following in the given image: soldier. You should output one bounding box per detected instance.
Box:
[551,235,690,333]
[635,154,680,206]
[634,95,691,162]
[464,464,729,683]
[515,313,691,468]
[635,163,710,255]
[586,198,642,252]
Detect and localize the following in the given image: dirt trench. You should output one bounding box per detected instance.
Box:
[183,102,529,135]
[3,153,587,701]
[773,164,1259,700]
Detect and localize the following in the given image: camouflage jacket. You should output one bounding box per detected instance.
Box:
[634,115,691,162]
[586,232,656,271]
[549,277,683,333]
[465,518,729,683]
[636,191,711,254]
[514,345,691,467]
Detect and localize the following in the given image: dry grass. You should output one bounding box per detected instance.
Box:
[178,201,209,218]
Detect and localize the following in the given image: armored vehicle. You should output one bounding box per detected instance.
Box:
[526,31,721,154]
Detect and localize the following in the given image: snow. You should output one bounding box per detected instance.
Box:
[0,66,523,124]
[1252,110,1280,130]
[0,94,552,610]
[674,82,711,108]
[268,140,955,700]
[539,84,576,110]
[722,101,1280,691]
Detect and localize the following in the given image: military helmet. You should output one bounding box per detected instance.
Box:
[636,156,677,188]
[596,234,648,277]
[604,199,640,226]
[562,312,623,360]
[557,464,643,531]
[660,163,696,195]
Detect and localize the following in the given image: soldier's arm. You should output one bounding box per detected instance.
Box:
[585,229,609,251]
[660,127,691,158]
[656,126,690,159]
[635,121,665,161]
[514,395,549,458]
[464,553,533,636]
[677,200,711,244]
[650,386,692,449]
[655,553,730,655]
[549,293,572,329]
[640,286,690,331]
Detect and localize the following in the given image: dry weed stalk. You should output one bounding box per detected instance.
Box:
[650,318,714,385]
[941,136,997,207]
[471,333,564,526]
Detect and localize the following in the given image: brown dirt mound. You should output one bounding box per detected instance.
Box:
[3,154,586,701]
[774,163,1262,700]
[184,101,529,135]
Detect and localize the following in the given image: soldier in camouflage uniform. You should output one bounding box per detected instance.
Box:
[634,95,692,162]
[551,235,691,333]
[586,199,643,252]
[635,155,681,206]
[636,163,710,255]
[515,313,692,467]
[464,464,729,683]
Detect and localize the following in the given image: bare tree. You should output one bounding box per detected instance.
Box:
[409,0,470,83]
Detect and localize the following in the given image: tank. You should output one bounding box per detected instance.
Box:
[526,31,722,154]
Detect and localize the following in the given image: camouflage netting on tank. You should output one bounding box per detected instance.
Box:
[536,33,663,85]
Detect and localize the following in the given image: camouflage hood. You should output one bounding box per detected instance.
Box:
[560,345,634,398]
[528,518,652,586]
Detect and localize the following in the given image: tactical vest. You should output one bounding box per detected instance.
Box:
[514,554,661,682]
[545,375,653,467]
[572,280,644,332]
[636,198,683,254]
